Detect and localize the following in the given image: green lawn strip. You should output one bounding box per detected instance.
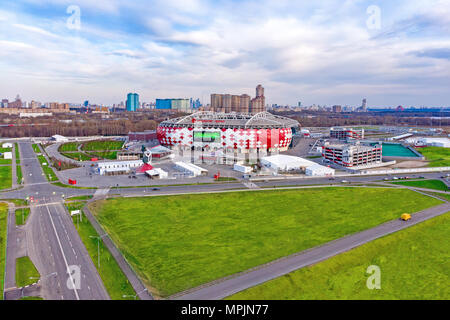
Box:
[421,192,450,202]
[391,179,449,191]
[16,165,23,185]
[61,152,93,161]
[19,296,44,300]
[0,147,12,153]
[65,202,136,300]
[15,256,40,288]
[31,144,41,154]
[89,187,442,297]
[1,199,27,207]
[0,166,12,190]
[86,151,117,160]
[418,147,450,167]
[66,195,93,201]
[58,142,80,152]
[229,212,450,300]
[37,155,58,182]
[14,143,20,163]
[51,182,96,189]
[81,140,124,152]
[15,208,30,226]
[215,177,237,182]
[0,203,8,299]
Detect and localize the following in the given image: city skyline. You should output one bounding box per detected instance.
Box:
[0,0,449,107]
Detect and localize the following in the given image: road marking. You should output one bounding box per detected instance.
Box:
[45,204,80,300]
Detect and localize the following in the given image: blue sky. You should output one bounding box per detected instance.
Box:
[0,0,449,107]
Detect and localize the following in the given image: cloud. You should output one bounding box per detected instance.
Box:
[0,0,449,107]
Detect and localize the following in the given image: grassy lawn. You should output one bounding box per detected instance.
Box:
[1,199,28,207]
[81,140,124,151]
[392,179,448,191]
[87,151,117,160]
[0,158,12,165]
[19,296,44,300]
[422,192,450,202]
[0,166,12,190]
[37,155,58,182]
[0,147,12,153]
[419,147,450,167]
[58,142,80,152]
[66,195,93,201]
[15,256,40,288]
[15,208,30,226]
[31,144,41,153]
[89,187,442,297]
[229,212,450,300]
[0,203,8,299]
[52,182,96,189]
[17,165,23,185]
[65,202,136,300]
[61,152,93,161]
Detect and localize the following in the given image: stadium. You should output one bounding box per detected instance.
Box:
[157,112,300,163]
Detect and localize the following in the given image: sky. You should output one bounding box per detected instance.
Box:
[0,0,449,107]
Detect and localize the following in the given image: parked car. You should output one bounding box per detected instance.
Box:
[152,188,160,191]
[341,180,349,183]
[393,177,399,180]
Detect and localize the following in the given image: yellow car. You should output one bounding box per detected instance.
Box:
[401,213,412,221]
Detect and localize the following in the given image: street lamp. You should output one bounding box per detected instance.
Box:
[89,234,107,269]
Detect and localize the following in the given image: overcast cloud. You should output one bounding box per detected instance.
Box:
[0,0,449,107]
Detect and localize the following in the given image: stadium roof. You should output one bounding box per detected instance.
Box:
[159,112,300,129]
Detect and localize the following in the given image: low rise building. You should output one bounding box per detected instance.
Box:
[330,127,364,140]
[96,160,143,175]
[322,142,382,168]
[175,161,208,177]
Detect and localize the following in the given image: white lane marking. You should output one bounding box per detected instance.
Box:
[45,204,80,300]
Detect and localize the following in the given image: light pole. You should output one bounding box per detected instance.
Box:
[89,236,101,269]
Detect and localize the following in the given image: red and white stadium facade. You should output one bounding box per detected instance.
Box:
[157,112,299,161]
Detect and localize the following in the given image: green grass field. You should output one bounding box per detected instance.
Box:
[81,140,124,151]
[19,296,44,300]
[15,256,40,288]
[229,212,450,300]
[423,192,450,202]
[0,203,8,300]
[65,202,136,300]
[0,158,12,165]
[89,187,442,297]
[0,147,12,153]
[15,208,30,226]
[419,147,450,167]
[58,142,80,152]
[0,166,12,190]
[16,165,23,185]
[392,179,448,191]
[37,155,58,182]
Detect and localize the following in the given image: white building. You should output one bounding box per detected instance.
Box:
[146,168,169,179]
[97,160,142,175]
[3,152,12,159]
[261,155,316,172]
[418,137,450,148]
[51,135,69,143]
[175,162,208,177]
[233,163,252,174]
[305,164,335,176]
[2,143,13,148]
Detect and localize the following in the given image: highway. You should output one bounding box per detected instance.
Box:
[172,202,450,300]
[3,141,109,300]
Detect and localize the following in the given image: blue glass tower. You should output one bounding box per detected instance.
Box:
[126,93,139,111]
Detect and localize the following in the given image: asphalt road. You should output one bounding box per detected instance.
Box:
[3,141,109,300]
[172,202,450,300]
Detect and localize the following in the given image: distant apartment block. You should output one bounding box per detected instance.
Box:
[128,130,157,142]
[211,84,265,114]
[330,127,364,140]
[322,142,382,168]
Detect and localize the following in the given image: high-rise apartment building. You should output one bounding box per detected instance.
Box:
[211,85,265,114]
[126,93,139,112]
